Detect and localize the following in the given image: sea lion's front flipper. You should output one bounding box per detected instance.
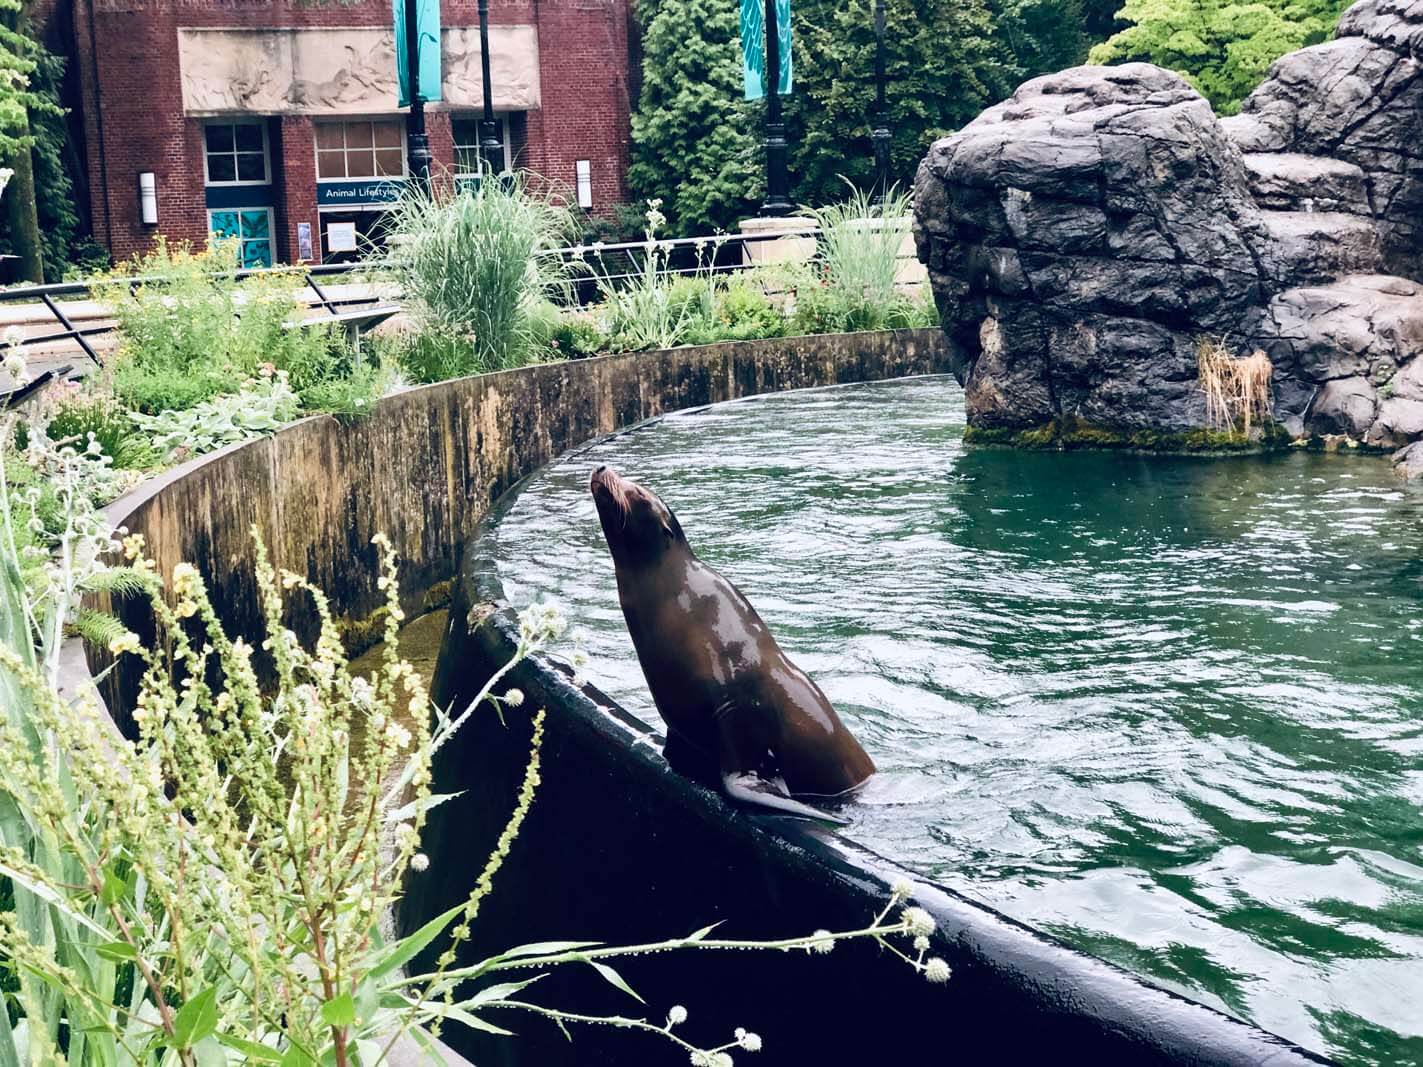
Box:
[721,772,850,826]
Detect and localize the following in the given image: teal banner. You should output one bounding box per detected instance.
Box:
[741,0,792,101]
[394,0,442,106]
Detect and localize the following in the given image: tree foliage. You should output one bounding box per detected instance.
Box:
[628,0,1117,235]
[990,0,1092,84]
[1089,0,1349,113]
[627,0,762,235]
[0,2,98,280]
[784,0,1011,209]
[0,0,41,161]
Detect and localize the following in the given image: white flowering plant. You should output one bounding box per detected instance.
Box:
[0,446,949,1065]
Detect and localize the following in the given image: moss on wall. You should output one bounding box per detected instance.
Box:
[965,418,1294,454]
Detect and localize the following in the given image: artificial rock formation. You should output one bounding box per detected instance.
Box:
[913,0,1423,457]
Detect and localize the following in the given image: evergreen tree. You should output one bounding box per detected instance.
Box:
[0,0,50,281]
[784,0,1011,208]
[627,0,762,235]
[990,0,1091,84]
[1090,0,1349,113]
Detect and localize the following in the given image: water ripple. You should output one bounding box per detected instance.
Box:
[488,376,1423,1067]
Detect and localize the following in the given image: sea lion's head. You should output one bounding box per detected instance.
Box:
[590,466,686,567]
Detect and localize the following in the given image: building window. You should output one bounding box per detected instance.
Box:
[208,208,274,268]
[452,115,513,176]
[316,120,405,180]
[204,122,269,185]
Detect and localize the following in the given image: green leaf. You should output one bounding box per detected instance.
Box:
[216,1033,283,1063]
[320,992,356,1028]
[384,790,463,825]
[419,1001,515,1036]
[98,866,126,907]
[367,902,464,980]
[281,1045,315,1067]
[0,858,112,940]
[498,939,602,960]
[193,1036,227,1067]
[687,922,722,942]
[94,940,138,963]
[172,986,219,1049]
[465,975,544,1007]
[584,959,644,1004]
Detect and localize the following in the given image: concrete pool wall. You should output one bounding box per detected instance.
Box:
[78,327,1328,1065]
[87,328,952,729]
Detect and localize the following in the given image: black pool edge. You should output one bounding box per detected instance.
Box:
[401,448,1335,1067]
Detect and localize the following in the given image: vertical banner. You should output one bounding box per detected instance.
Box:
[395,0,443,106]
[741,0,792,101]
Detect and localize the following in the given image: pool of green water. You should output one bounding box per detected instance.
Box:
[487,375,1423,1067]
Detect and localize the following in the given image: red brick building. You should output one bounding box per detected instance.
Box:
[53,0,632,265]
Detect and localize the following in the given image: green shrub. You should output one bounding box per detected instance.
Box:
[38,390,157,470]
[548,313,608,359]
[1090,0,1348,114]
[0,440,950,1065]
[128,372,301,462]
[102,239,350,415]
[383,176,577,378]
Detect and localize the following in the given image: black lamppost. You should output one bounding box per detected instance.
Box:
[476,0,505,175]
[760,0,793,216]
[402,0,434,188]
[871,0,891,201]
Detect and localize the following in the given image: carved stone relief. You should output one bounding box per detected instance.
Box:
[178,26,541,115]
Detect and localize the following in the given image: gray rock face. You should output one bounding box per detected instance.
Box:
[1227,0,1423,277]
[1392,440,1423,479]
[1249,274,1423,445]
[914,64,1269,432]
[914,0,1423,459]
[1240,153,1370,214]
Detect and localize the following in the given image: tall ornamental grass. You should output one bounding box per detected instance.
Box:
[383,177,577,382]
[792,182,933,334]
[0,429,950,1065]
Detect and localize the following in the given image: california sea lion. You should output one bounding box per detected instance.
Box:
[590,465,875,821]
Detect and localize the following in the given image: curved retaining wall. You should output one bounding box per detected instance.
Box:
[415,564,1331,1067]
[89,329,950,727]
[79,326,1329,1065]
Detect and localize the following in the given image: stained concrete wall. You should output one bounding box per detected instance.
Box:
[91,329,952,728]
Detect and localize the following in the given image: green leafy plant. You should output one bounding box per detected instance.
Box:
[128,371,300,462]
[787,182,930,334]
[382,175,577,381]
[101,240,350,415]
[37,390,157,471]
[588,201,725,352]
[1089,0,1348,113]
[0,440,952,1064]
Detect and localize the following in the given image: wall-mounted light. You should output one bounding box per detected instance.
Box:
[575,160,592,209]
[138,172,158,226]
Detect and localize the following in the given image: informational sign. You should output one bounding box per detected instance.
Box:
[316,179,405,207]
[297,221,314,262]
[741,0,792,101]
[326,221,358,254]
[394,0,442,107]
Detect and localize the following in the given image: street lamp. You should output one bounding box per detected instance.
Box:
[477,0,505,176]
[760,0,793,216]
[402,0,434,188]
[871,0,891,201]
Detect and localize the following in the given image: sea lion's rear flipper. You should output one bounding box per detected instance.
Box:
[721,772,850,826]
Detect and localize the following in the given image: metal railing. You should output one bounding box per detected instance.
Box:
[1,222,921,406]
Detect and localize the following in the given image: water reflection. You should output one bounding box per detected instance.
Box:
[488,376,1423,1067]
